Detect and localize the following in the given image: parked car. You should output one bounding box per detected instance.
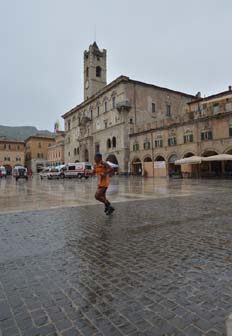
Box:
[39,167,61,180]
[0,166,7,178]
[13,166,28,181]
[61,162,93,179]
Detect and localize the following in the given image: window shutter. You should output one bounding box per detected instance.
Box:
[190,134,193,142]
[229,128,232,137]
[208,131,212,140]
[201,133,204,140]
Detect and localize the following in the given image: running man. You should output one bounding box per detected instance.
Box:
[93,153,115,215]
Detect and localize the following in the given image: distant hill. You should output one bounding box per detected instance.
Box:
[0,125,54,141]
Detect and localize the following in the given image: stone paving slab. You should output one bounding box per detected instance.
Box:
[1,192,232,335]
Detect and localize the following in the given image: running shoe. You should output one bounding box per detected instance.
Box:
[106,206,115,215]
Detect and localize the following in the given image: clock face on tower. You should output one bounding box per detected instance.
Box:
[85,80,89,89]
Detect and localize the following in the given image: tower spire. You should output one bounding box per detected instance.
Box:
[94,24,97,43]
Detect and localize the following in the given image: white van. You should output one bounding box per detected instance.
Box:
[61,162,93,179]
[39,167,61,180]
[0,166,7,178]
[12,166,28,181]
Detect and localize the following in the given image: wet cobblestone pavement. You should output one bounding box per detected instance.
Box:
[1,177,232,335]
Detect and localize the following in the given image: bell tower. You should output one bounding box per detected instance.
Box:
[84,42,107,100]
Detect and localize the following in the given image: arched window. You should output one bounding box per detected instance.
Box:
[107,138,111,149]
[96,66,102,78]
[112,136,116,148]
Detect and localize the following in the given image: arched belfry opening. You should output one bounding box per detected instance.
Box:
[96,66,102,78]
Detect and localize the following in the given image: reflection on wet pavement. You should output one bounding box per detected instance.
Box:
[0,177,232,335]
[0,175,231,213]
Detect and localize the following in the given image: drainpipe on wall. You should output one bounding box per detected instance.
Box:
[133,82,137,126]
[151,131,154,178]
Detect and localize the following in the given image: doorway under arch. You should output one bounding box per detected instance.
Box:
[154,156,166,178]
[183,152,195,158]
[224,149,232,176]
[143,156,152,177]
[106,154,118,165]
[143,156,152,162]
[181,152,199,178]
[84,149,89,162]
[131,158,142,175]
[201,150,221,177]
[168,154,181,177]
[106,154,119,173]
[155,155,165,161]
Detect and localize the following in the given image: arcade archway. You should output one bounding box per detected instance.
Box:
[181,152,199,178]
[201,150,221,177]
[106,154,118,165]
[143,156,153,177]
[224,149,232,176]
[106,154,119,173]
[168,154,181,177]
[154,156,166,178]
[131,158,142,175]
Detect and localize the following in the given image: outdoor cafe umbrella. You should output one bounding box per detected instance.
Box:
[202,154,232,162]
[175,156,202,165]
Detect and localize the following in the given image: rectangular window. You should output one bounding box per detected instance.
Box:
[152,103,156,113]
[213,103,219,114]
[105,101,107,113]
[37,152,43,159]
[184,134,193,143]
[112,97,116,109]
[68,120,71,131]
[201,131,213,140]
[143,142,150,150]
[97,106,100,116]
[229,128,232,137]
[133,144,139,151]
[225,103,232,112]
[38,143,42,148]
[168,137,177,146]
[4,144,11,150]
[155,139,163,148]
[166,104,171,117]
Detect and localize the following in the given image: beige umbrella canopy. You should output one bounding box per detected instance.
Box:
[202,154,232,161]
[175,156,202,165]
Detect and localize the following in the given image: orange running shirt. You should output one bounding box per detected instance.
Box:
[95,162,110,188]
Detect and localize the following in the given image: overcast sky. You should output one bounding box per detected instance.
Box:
[0,0,231,131]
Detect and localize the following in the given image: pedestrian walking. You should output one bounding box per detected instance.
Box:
[93,153,115,215]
